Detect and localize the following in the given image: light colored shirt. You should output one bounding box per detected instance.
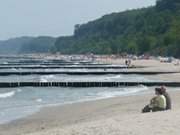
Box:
[149,95,166,109]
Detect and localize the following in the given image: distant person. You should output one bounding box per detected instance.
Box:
[142,87,167,113]
[125,59,131,67]
[125,60,128,66]
[128,59,131,67]
[161,86,172,110]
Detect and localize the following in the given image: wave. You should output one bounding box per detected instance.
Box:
[0,91,16,99]
[122,85,149,94]
[17,89,22,93]
[97,85,148,98]
[36,98,43,102]
[11,68,18,71]
[40,75,55,82]
[105,75,122,80]
[3,62,8,64]
[40,78,48,82]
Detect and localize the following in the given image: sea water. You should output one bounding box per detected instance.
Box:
[0,59,164,124]
[0,85,150,124]
[0,74,154,82]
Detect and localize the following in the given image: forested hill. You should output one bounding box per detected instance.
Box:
[54,0,180,57]
[20,36,56,53]
[0,36,56,54]
[0,37,34,54]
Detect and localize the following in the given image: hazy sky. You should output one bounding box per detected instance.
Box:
[0,0,156,40]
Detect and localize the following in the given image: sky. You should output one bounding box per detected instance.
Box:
[0,0,156,40]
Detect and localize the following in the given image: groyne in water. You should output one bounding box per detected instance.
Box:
[0,63,108,66]
[0,65,137,69]
[0,71,178,76]
[0,82,180,88]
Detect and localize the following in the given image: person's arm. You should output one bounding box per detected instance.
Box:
[149,97,158,108]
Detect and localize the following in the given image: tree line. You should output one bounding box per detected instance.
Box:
[54,0,180,58]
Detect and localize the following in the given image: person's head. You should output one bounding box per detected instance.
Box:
[160,86,166,94]
[155,87,163,95]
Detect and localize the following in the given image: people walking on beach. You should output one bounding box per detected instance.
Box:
[142,87,167,113]
[125,59,131,67]
[125,60,128,66]
[161,86,172,110]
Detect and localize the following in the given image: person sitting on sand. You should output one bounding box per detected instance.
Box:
[142,87,167,113]
[161,86,172,110]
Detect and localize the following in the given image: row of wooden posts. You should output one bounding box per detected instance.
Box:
[0,82,180,88]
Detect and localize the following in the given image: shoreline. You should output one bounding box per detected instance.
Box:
[0,85,150,125]
[0,58,180,135]
[0,88,180,135]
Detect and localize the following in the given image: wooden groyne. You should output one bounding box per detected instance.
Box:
[0,65,132,69]
[0,71,178,76]
[0,63,108,66]
[0,82,180,88]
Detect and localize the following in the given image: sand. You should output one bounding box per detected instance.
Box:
[0,58,180,135]
[28,90,180,135]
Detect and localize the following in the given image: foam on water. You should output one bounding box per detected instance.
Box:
[0,72,157,82]
[96,85,149,98]
[17,89,22,93]
[105,75,122,80]
[11,68,18,71]
[0,85,149,124]
[0,91,16,99]
[40,75,55,82]
[3,62,8,64]
[36,98,43,102]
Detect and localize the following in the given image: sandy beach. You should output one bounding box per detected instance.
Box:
[0,58,180,135]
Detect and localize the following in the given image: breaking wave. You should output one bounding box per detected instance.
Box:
[0,91,16,99]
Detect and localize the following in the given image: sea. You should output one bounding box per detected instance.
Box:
[0,85,150,124]
[0,57,170,124]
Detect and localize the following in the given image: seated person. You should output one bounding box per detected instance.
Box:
[161,86,172,110]
[142,87,167,113]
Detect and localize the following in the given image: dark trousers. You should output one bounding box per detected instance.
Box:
[142,105,165,113]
